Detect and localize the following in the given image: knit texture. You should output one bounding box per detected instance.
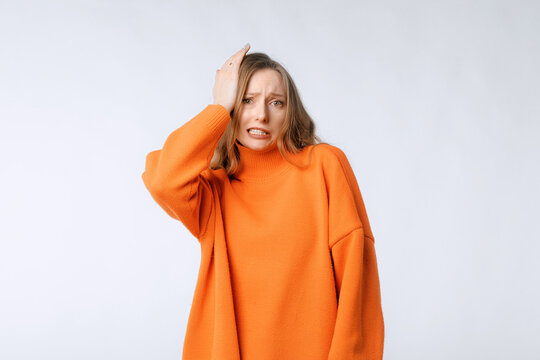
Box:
[142,104,385,359]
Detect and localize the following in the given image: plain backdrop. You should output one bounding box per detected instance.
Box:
[1,1,539,359]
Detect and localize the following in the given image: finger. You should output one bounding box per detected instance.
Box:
[221,43,250,68]
[229,43,250,62]
[236,43,250,57]
[221,58,235,68]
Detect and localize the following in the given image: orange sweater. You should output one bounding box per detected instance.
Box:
[142,104,385,359]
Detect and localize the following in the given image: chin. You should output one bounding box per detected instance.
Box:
[243,137,272,150]
[249,141,268,150]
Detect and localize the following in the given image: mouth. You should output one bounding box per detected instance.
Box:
[247,127,270,135]
[247,128,271,139]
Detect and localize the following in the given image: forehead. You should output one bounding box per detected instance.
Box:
[246,69,285,93]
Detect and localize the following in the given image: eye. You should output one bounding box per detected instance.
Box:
[242,98,284,106]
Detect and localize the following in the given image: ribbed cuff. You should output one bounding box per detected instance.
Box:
[202,104,231,140]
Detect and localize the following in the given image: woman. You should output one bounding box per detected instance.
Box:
[142,43,385,359]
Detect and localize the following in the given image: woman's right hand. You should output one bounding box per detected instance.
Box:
[212,43,251,113]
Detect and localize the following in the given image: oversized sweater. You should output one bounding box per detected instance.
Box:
[141,104,385,360]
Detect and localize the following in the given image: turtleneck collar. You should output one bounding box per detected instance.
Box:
[234,139,293,181]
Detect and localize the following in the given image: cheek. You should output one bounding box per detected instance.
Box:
[238,114,249,128]
[237,121,249,138]
[274,117,286,132]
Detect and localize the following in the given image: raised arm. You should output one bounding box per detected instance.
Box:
[141,104,231,239]
[141,43,251,240]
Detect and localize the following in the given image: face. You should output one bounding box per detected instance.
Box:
[236,68,287,151]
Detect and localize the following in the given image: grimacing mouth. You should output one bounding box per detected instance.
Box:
[247,127,270,134]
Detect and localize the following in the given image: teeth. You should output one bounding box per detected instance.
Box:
[248,129,269,135]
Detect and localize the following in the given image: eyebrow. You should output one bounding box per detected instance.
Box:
[245,92,285,98]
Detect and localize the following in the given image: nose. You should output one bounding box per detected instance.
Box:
[255,102,268,123]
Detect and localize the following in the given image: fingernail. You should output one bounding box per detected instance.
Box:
[244,42,249,49]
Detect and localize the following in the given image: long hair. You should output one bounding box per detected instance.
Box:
[210,52,327,177]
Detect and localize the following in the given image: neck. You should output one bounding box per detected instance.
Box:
[234,139,292,180]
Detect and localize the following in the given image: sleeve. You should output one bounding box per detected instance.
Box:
[325,146,385,359]
[141,104,231,240]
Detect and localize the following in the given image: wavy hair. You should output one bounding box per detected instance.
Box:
[210,52,327,177]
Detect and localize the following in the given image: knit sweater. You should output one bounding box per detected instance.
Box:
[141,104,385,360]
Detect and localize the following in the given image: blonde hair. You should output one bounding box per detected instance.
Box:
[210,52,328,177]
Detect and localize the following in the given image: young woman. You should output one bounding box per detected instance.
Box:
[142,43,385,359]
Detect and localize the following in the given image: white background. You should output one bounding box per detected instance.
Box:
[1,1,539,359]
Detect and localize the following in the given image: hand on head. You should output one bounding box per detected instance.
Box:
[212,43,251,113]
